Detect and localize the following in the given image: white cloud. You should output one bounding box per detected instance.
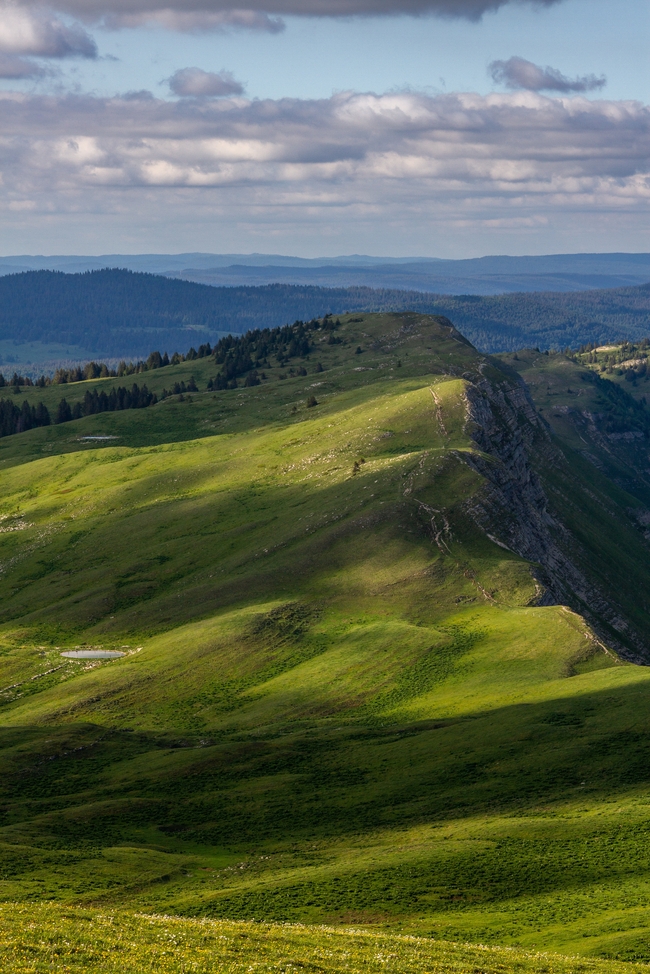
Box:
[168,67,245,97]
[0,4,97,58]
[0,88,648,251]
[490,56,606,94]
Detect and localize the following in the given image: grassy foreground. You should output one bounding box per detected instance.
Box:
[0,903,647,974]
[3,314,650,965]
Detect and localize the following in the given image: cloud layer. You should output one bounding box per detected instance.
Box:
[490,56,606,93]
[0,87,647,250]
[168,67,245,97]
[8,0,563,28]
[0,87,647,191]
[0,5,97,58]
[103,9,284,31]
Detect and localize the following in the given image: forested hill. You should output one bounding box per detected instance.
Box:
[0,269,378,357]
[1,268,650,357]
[0,269,405,357]
[434,285,650,351]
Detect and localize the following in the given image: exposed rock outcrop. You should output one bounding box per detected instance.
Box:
[458,372,649,663]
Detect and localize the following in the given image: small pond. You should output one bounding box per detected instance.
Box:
[61,650,125,659]
[78,436,120,442]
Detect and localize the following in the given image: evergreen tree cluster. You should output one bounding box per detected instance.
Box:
[0,398,50,437]
[0,381,160,440]
[0,372,37,389]
[207,318,331,390]
[53,362,115,384]
[4,345,214,390]
[0,347,210,390]
[56,383,157,423]
[159,378,198,398]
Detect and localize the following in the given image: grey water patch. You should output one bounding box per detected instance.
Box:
[78,436,120,442]
[61,650,124,659]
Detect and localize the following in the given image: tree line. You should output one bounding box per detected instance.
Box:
[0,315,321,394]
[0,345,212,390]
[0,315,335,439]
[0,399,51,437]
[0,382,159,440]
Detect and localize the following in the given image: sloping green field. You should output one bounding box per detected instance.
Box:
[2,313,650,968]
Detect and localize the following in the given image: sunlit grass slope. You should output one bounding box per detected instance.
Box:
[5,904,645,974]
[2,314,650,964]
[2,904,649,974]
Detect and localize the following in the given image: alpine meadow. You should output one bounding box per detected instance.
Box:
[2,309,650,971]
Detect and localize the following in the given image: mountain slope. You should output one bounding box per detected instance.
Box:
[1,313,650,961]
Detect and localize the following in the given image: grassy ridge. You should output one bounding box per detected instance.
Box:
[2,314,650,962]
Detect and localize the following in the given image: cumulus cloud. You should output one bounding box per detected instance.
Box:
[7,0,564,28]
[490,56,606,94]
[0,88,647,249]
[168,67,245,98]
[0,5,97,58]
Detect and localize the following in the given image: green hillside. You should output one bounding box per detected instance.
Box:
[2,312,650,970]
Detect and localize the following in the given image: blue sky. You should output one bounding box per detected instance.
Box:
[63,1,647,105]
[0,0,647,258]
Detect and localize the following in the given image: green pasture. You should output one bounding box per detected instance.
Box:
[1,314,650,965]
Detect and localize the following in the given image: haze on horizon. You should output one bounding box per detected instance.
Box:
[0,0,647,259]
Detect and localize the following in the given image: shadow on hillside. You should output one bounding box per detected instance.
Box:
[1,674,649,850]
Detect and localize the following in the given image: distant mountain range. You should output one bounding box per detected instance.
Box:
[1,252,649,295]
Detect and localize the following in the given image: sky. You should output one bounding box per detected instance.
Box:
[0,0,648,258]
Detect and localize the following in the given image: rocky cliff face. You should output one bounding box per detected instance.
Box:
[458,370,650,663]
